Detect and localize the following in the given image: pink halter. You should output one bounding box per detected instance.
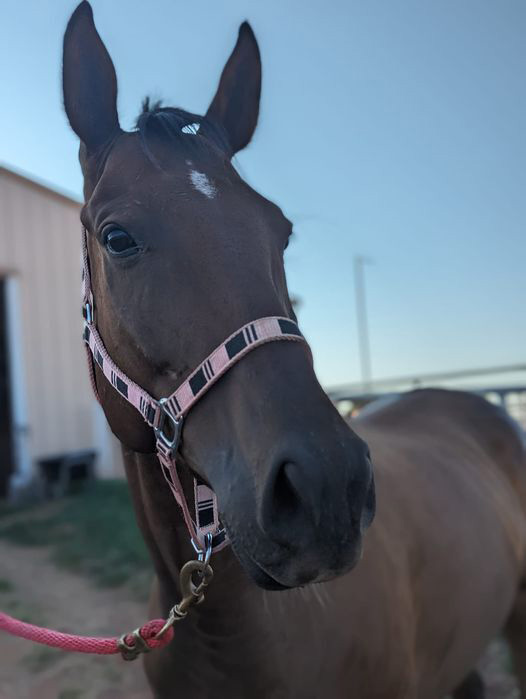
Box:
[82,229,308,556]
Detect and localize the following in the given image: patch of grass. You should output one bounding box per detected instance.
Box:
[0,519,52,546]
[0,492,49,519]
[0,577,13,593]
[0,503,16,518]
[58,690,86,699]
[0,481,151,597]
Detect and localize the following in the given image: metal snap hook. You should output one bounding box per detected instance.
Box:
[153,558,214,641]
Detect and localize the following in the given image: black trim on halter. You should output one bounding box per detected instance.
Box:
[189,368,207,396]
[196,497,215,527]
[146,405,157,425]
[225,331,247,359]
[95,349,104,369]
[278,318,302,337]
[211,529,227,548]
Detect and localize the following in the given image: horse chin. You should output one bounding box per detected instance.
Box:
[243,562,293,591]
[226,526,365,591]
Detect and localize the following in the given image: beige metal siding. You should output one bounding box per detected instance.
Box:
[0,166,122,475]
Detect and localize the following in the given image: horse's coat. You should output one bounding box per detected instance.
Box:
[62,3,526,697]
[130,390,526,698]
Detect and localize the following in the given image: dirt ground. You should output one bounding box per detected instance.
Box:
[0,539,521,699]
[0,541,150,699]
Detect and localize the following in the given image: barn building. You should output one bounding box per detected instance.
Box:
[0,165,122,498]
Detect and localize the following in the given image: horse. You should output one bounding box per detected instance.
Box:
[62,3,526,697]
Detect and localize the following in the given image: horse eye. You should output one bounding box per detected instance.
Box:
[104,229,140,257]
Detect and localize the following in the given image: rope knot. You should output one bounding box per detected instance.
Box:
[119,619,175,661]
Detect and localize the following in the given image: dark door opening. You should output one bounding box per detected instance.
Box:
[0,278,14,497]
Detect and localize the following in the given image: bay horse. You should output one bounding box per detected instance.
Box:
[63,3,526,697]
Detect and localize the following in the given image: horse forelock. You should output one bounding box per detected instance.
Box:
[134,98,231,169]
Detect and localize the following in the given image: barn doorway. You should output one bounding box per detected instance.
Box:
[0,277,14,497]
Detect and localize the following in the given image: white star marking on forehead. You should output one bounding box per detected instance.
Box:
[189,169,217,199]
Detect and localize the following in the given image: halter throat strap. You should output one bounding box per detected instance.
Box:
[81,229,308,554]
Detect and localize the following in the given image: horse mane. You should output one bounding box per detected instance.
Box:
[135,97,230,166]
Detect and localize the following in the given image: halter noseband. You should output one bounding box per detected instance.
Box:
[81,229,308,556]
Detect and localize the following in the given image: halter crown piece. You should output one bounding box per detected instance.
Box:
[81,229,308,556]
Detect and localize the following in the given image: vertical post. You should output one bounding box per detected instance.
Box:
[353,256,373,392]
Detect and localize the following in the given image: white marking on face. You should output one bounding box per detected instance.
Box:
[181,122,201,135]
[189,169,217,199]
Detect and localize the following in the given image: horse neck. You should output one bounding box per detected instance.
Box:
[121,448,330,693]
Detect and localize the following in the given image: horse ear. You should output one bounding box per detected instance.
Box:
[62,1,121,153]
[206,22,261,155]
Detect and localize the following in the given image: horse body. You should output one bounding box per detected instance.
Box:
[358,390,526,697]
[61,4,526,697]
[127,389,526,698]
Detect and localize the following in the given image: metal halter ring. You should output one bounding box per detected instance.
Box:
[154,398,183,452]
[83,301,93,325]
[192,532,213,568]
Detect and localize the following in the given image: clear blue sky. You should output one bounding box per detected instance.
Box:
[1,0,525,387]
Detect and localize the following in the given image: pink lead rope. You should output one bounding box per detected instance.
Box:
[0,229,309,658]
[0,612,174,657]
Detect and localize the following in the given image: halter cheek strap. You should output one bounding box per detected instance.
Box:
[81,229,308,554]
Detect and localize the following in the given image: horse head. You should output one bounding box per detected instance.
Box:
[63,1,375,590]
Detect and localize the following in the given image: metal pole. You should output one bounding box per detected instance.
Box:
[353,256,372,391]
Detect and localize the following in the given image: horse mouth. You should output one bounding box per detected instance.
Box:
[237,554,294,590]
[242,560,292,591]
[220,523,296,589]
[223,520,364,591]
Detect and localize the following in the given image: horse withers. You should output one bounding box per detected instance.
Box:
[63,3,526,697]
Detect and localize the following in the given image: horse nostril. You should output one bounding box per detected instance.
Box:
[260,460,321,541]
[272,462,299,519]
